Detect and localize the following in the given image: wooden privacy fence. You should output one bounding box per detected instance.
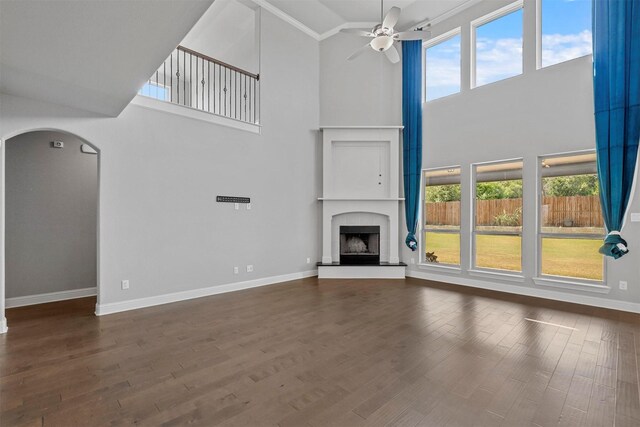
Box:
[426,195,603,227]
[541,195,603,228]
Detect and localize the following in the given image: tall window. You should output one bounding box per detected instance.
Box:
[540,0,592,68]
[473,160,523,272]
[139,81,169,101]
[539,152,604,281]
[425,30,461,102]
[473,3,523,87]
[423,168,461,266]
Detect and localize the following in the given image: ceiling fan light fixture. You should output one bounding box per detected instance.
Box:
[370,35,393,52]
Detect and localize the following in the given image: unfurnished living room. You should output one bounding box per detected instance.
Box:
[0,0,639,425]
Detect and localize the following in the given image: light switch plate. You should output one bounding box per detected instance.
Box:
[630,213,640,222]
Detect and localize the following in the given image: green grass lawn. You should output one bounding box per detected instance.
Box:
[425,232,603,281]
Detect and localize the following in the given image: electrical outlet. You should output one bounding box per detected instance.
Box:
[247,203,252,210]
[121,279,130,290]
[246,265,254,273]
[411,258,415,264]
[234,203,239,210]
[619,281,628,291]
[233,267,239,274]
[306,257,311,264]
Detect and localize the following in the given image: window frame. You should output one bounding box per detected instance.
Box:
[536,150,606,284]
[423,27,462,103]
[420,166,462,269]
[470,0,524,89]
[471,158,524,275]
[535,0,593,70]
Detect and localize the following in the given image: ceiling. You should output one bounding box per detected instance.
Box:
[261,0,475,35]
[182,0,259,73]
[0,0,214,116]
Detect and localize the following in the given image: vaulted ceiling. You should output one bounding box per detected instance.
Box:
[0,0,214,116]
[260,0,476,36]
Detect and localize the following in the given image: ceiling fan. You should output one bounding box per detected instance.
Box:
[341,0,431,64]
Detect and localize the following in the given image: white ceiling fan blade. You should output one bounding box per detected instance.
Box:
[383,6,401,29]
[340,28,374,37]
[347,42,372,61]
[394,30,431,41]
[385,44,400,64]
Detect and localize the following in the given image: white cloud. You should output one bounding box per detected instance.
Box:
[542,30,592,67]
[476,37,523,86]
[426,45,460,87]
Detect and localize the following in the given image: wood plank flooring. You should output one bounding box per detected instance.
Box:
[1,277,639,426]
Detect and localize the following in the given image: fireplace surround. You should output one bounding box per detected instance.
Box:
[318,126,406,279]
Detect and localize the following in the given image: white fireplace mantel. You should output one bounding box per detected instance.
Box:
[318,126,405,279]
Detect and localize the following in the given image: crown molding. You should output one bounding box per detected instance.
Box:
[318,21,380,41]
[410,0,482,30]
[250,0,321,40]
[251,0,483,42]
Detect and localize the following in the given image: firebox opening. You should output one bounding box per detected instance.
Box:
[339,225,380,265]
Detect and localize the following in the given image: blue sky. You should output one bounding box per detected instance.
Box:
[426,0,592,101]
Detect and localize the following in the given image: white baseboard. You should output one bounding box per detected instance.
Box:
[5,287,97,308]
[318,265,405,279]
[95,270,318,316]
[407,270,640,314]
[1,317,7,334]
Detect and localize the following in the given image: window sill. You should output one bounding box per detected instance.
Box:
[131,95,261,135]
[417,263,462,274]
[533,276,611,294]
[468,269,525,283]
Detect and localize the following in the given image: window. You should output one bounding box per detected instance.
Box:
[540,0,592,68]
[423,167,461,266]
[473,3,523,87]
[425,30,461,101]
[139,81,169,101]
[473,160,523,272]
[538,152,604,282]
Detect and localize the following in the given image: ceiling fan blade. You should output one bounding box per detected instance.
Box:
[383,6,401,29]
[385,44,400,64]
[394,30,431,41]
[347,42,372,61]
[340,28,374,37]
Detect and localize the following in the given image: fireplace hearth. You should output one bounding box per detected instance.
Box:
[339,225,380,265]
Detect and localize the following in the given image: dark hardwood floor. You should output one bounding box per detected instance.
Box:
[1,277,639,426]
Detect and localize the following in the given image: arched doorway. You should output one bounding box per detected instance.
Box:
[1,129,100,332]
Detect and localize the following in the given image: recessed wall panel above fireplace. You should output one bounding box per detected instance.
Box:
[331,142,390,199]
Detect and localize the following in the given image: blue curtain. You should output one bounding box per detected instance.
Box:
[402,40,423,251]
[593,0,640,259]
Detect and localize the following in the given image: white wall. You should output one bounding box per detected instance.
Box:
[320,0,640,309]
[320,33,401,126]
[5,131,97,299]
[0,9,320,322]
